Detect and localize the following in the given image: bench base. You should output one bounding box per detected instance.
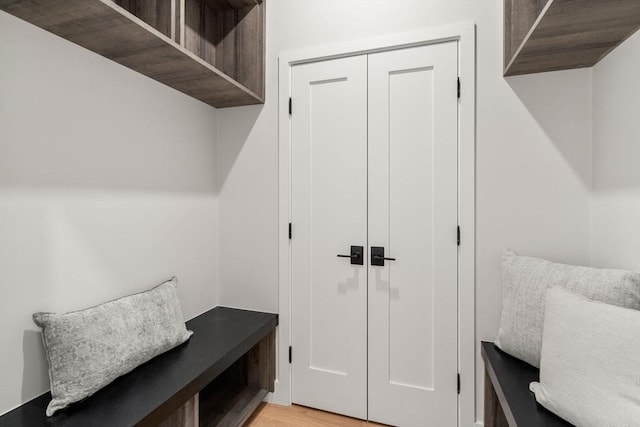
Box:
[0,307,278,427]
[481,341,572,427]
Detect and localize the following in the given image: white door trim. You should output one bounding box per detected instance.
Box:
[276,22,476,427]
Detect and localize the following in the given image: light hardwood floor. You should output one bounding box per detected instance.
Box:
[246,403,388,426]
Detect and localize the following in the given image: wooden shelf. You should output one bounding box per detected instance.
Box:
[504,0,640,76]
[0,0,265,108]
[203,0,262,11]
[200,384,268,427]
[198,326,274,427]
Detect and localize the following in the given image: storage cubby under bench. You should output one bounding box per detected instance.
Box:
[0,307,277,427]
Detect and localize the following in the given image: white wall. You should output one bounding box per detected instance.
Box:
[216,1,593,423]
[0,1,601,422]
[591,31,640,271]
[0,12,219,415]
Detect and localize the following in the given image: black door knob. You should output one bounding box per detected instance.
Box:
[337,245,364,265]
[371,246,396,266]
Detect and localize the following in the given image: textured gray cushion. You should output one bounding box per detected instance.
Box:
[33,277,193,416]
[496,250,640,367]
[530,287,640,427]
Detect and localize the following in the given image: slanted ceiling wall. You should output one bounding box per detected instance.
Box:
[0,11,219,414]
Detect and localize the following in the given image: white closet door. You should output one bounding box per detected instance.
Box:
[290,55,368,420]
[367,42,459,427]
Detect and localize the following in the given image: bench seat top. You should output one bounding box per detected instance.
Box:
[481,341,572,427]
[0,307,278,427]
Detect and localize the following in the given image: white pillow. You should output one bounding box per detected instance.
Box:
[496,250,640,367]
[530,287,640,427]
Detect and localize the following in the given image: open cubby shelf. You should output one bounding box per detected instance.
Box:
[0,0,265,108]
[504,0,640,76]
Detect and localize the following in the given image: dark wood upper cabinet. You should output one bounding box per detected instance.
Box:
[203,0,262,10]
[504,0,640,76]
[0,0,265,108]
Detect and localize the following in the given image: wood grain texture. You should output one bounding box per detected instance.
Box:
[235,3,264,97]
[247,330,275,393]
[504,0,539,68]
[215,388,268,427]
[198,379,267,427]
[172,0,181,43]
[0,0,264,107]
[114,0,173,38]
[204,0,261,11]
[246,404,389,427]
[203,3,218,65]
[536,0,550,15]
[159,394,199,427]
[198,330,274,427]
[184,0,204,56]
[182,0,264,98]
[505,0,640,75]
[199,362,248,427]
[220,8,238,79]
[484,369,509,427]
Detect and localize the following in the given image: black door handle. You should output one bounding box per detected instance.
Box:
[337,245,364,265]
[372,255,396,261]
[371,246,396,266]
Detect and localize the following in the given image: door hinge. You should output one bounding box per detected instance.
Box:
[289,346,292,363]
[289,97,293,115]
[457,226,461,246]
[457,373,461,393]
[457,77,461,99]
[289,223,292,239]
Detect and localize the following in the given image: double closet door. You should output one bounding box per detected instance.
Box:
[290,42,459,427]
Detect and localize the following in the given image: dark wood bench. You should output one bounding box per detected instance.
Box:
[0,307,278,427]
[482,341,572,427]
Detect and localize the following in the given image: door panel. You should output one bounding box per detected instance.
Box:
[290,41,459,427]
[388,66,436,390]
[290,55,368,420]
[368,42,459,427]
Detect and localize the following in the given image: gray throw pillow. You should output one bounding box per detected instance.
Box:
[33,277,193,416]
[495,250,640,367]
[530,287,640,427]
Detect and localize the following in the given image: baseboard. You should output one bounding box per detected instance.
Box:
[260,392,485,427]
[262,380,290,406]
